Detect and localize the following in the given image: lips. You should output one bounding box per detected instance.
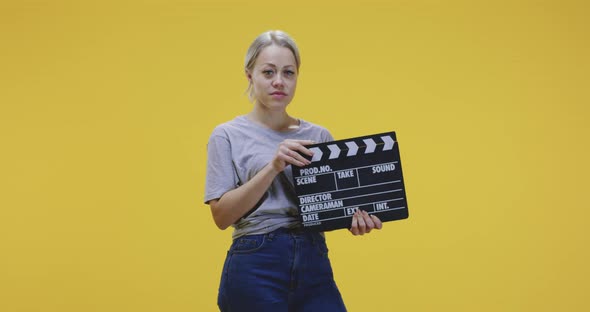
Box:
[270,91,287,96]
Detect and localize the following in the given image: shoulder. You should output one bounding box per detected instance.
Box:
[208,116,247,139]
[298,118,334,142]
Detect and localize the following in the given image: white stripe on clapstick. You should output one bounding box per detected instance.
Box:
[381,135,395,151]
[345,141,359,156]
[327,144,341,159]
[310,147,323,162]
[363,139,376,153]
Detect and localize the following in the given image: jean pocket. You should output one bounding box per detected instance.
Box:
[229,234,266,254]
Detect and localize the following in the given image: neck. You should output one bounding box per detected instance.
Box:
[247,104,299,132]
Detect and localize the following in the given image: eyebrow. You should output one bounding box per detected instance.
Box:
[261,63,296,69]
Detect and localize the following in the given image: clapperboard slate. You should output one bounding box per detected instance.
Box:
[292,131,408,231]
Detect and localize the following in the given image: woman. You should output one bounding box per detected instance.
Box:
[205,30,382,312]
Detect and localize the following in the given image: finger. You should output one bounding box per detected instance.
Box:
[287,148,312,165]
[280,142,312,162]
[350,214,359,235]
[286,141,314,157]
[291,148,312,164]
[356,211,366,235]
[362,210,375,233]
[290,139,316,146]
[277,153,306,167]
[279,146,310,166]
[370,215,383,230]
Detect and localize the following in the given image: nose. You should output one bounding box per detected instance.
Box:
[271,74,284,89]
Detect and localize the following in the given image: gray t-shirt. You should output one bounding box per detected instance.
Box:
[204,115,334,239]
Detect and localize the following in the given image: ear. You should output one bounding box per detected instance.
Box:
[245,70,252,81]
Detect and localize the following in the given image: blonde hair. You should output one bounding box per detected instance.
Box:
[244,30,301,102]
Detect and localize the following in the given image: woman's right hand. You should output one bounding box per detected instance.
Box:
[270,139,316,172]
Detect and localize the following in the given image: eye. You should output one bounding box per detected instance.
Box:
[262,70,274,77]
[284,70,295,77]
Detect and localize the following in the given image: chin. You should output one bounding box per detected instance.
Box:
[260,99,292,110]
[268,104,290,111]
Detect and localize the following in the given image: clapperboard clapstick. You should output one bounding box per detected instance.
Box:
[292,131,409,232]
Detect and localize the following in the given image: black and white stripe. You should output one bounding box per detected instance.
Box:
[310,134,396,163]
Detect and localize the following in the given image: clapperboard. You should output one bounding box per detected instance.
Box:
[292,132,409,231]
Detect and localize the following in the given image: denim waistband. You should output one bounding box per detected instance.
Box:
[232,226,322,243]
[267,227,326,242]
[272,226,306,234]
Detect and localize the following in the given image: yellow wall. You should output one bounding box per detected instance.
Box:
[1,0,589,311]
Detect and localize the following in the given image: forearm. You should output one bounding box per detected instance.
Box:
[210,163,280,230]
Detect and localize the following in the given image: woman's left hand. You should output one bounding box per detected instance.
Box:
[349,210,383,235]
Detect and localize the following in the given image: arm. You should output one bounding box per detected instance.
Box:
[209,164,279,230]
[208,139,315,230]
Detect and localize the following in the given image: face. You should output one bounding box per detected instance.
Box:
[247,45,298,110]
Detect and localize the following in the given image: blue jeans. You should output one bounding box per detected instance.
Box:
[218,227,347,312]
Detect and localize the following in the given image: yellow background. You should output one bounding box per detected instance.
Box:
[1,0,589,311]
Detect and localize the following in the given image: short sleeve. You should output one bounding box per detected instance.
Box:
[204,129,239,204]
[321,128,335,143]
